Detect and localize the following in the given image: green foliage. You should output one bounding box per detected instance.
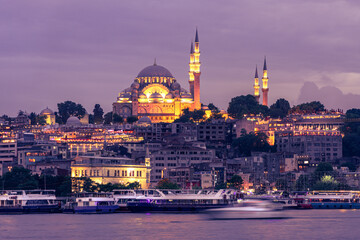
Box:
[295,174,311,191]
[342,109,360,157]
[174,108,206,123]
[126,116,138,124]
[29,112,37,125]
[313,162,334,182]
[289,101,325,114]
[0,167,71,196]
[28,113,46,125]
[208,103,219,112]
[36,115,47,125]
[227,95,269,119]
[228,175,243,189]
[93,104,104,124]
[57,101,86,124]
[215,181,228,190]
[113,113,124,124]
[104,112,113,125]
[72,177,141,192]
[88,114,94,124]
[232,132,271,156]
[269,98,290,118]
[38,175,72,196]
[155,178,180,189]
[343,134,360,157]
[346,108,360,119]
[312,175,339,190]
[1,167,38,190]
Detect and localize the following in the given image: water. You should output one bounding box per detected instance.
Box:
[0,210,359,240]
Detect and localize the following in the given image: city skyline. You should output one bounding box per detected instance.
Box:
[1,0,360,116]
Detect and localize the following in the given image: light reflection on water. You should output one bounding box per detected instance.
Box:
[0,210,359,240]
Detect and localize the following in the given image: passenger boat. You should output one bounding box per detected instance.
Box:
[127,189,239,213]
[0,190,60,213]
[113,189,153,212]
[298,191,360,209]
[73,192,118,214]
[205,199,286,220]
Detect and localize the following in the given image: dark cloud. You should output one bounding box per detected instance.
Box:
[297,82,360,110]
[0,0,360,115]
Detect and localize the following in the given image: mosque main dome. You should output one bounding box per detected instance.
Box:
[137,64,174,78]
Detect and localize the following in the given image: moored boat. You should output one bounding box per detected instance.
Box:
[0,190,60,213]
[299,191,360,209]
[127,189,239,213]
[73,192,118,214]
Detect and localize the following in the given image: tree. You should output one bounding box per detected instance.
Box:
[232,132,272,156]
[208,103,219,112]
[113,113,124,124]
[29,112,37,125]
[312,175,340,190]
[155,178,180,189]
[36,115,47,125]
[313,162,334,181]
[269,98,290,118]
[228,175,243,189]
[57,101,86,124]
[227,94,268,119]
[289,101,325,114]
[104,112,113,125]
[295,174,311,191]
[93,104,104,124]
[126,116,138,124]
[127,182,141,190]
[174,108,206,123]
[1,167,38,190]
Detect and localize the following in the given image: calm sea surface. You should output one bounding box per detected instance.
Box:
[0,210,359,240]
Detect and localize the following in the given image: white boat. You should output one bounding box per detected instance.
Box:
[0,190,60,213]
[73,192,118,214]
[205,199,286,220]
[127,189,240,212]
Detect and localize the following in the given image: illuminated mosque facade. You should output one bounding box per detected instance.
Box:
[113,30,201,123]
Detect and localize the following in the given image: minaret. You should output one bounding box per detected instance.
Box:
[189,42,195,98]
[262,57,269,106]
[254,66,260,103]
[193,29,201,110]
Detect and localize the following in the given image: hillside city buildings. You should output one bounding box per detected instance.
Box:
[1,29,358,192]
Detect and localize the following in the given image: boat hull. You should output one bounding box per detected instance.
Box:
[74,205,118,214]
[127,203,230,213]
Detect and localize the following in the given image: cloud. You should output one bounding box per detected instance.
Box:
[297,82,360,110]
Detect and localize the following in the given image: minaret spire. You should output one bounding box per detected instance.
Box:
[195,28,199,43]
[262,56,269,106]
[154,58,157,66]
[254,65,260,103]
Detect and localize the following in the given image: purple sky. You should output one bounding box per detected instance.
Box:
[1,0,360,116]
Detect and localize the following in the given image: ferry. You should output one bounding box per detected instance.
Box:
[127,189,239,213]
[0,190,60,213]
[205,199,286,220]
[113,189,150,212]
[298,191,360,209]
[73,192,118,214]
